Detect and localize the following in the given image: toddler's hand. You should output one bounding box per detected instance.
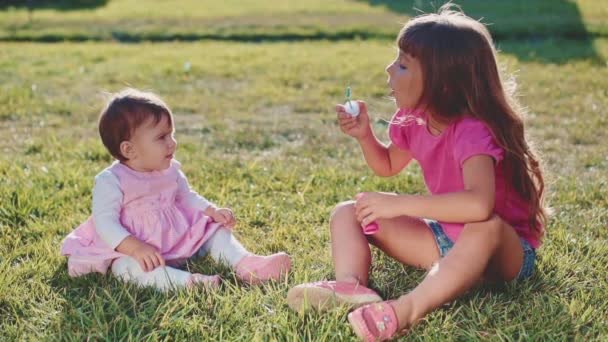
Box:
[210,207,237,229]
[336,100,372,140]
[354,192,401,227]
[116,236,165,272]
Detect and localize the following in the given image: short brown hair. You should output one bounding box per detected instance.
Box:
[98,88,173,161]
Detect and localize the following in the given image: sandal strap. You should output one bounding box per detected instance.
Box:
[351,300,399,340]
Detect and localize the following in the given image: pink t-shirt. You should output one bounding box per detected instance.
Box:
[388,109,540,248]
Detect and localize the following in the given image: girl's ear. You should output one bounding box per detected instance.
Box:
[119,141,136,160]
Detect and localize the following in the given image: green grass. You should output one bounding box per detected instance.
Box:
[1,0,607,43]
[1,38,607,340]
[1,0,608,340]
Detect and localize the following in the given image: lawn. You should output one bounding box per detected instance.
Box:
[1,0,607,42]
[1,1,607,341]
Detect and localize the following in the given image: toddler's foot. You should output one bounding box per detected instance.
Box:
[287,280,382,312]
[235,252,291,285]
[186,273,221,289]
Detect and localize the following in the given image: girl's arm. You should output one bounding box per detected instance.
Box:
[337,101,412,177]
[357,131,412,177]
[399,154,495,222]
[175,169,215,212]
[175,170,236,228]
[357,155,496,225]
[93,171,165,271]
[92,170,131,249]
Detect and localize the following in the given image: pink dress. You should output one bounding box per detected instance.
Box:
[60,160,222,276]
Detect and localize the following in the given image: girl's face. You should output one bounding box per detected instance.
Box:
[385,50,424,109]
[127,114,177,172]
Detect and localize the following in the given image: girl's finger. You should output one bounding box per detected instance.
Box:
[343,122,358,130]
[225,215,233,225]
[142,256,152,272]
[136,258,147,272]
[338,118,355,126]
[151,255,160,270]
[148,255,158,271]
[338,112,353,120]
[362,213,376,227]
[355,198,367,211]
[339,122,349,129]
[357,101,367,113]
[358,207,373,223]
[152,254,161,269]
[156,253,165,267]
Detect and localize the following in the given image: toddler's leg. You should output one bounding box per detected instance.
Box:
[200,227,291,284]
[199,227,251,267]
[111,257,219,291]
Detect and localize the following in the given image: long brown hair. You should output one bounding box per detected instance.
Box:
[398,4,548,238]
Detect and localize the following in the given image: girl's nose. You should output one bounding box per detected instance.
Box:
[385,62,396,75]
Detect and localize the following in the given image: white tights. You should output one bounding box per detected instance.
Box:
[111,228,251,291]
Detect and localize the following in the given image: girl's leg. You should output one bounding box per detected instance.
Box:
[332,201,440,285]
[111,256,219,291]
[390,215,524,331]
[287,201,440,312]
[330,201,373,285]
[199,227,291,284]
[198,227,251,267]
[367,216,441,270]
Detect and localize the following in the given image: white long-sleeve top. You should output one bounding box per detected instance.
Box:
[92,169,214,250]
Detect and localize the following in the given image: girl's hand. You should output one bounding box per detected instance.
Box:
[354,192,403,226]
[116,236,165,272]
[336,100,372,140]
[210,207,236,229]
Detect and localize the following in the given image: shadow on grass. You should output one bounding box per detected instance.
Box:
[48,255,242,338]
[357,0,602,64]
[0,0,108,11]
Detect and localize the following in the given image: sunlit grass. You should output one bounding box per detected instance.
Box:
[0,37,607,339]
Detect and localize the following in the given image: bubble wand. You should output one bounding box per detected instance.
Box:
[344,86,360,116]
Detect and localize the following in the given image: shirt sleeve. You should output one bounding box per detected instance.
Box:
[453,119,504,167]
[388,109,410,151]
[92,170,131,250]
[175,169,214,211]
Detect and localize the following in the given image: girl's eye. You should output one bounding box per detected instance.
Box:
[399,64,407,70]
[158,135,166,140]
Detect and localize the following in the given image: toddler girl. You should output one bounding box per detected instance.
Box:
[61,88,291,291]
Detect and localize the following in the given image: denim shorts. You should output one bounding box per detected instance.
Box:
[424,219,536,280]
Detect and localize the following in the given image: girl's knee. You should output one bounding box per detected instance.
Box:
[329,201,356,228]
[463,215,505,246]
[111,256,142,276]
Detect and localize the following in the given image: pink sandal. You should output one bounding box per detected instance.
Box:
[287,280,382,312]
[348,301,405,341]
